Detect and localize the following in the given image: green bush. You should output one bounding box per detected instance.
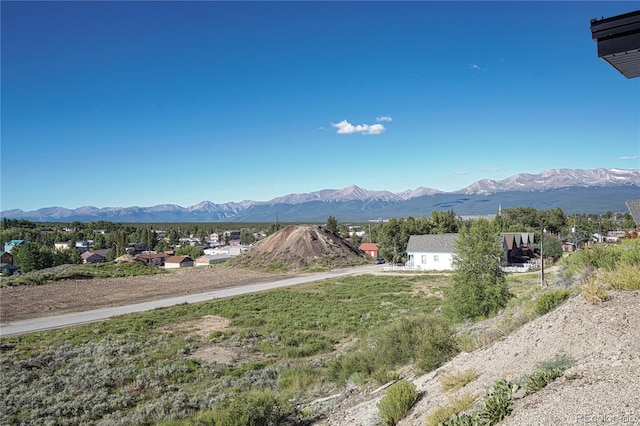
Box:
[440,413,480,426]
[200,389,297,426]
[524,355,572,395]
[524,368,564,395]
[564,244,623,276]
[375,314,459,374]
[329,314,458,384]
[477,380,514,425]
[377,380,419,426]
[328,347,380,384]
[439,379,513,426]
[415,315,459,373]
[536,355,574,372]
[533,290,570,316]
[443,219,511,322]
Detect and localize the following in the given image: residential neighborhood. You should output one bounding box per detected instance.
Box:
[1,202,638,276]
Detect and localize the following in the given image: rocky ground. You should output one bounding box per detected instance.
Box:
[317,289,640,425]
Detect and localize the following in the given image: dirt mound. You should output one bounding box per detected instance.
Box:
[240,225,368,270]
[114,254,137,263]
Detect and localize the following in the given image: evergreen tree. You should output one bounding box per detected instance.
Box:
[326,216,338,234]
[93,233,107,250]
[444,218,511,321]
[240,229,255,245]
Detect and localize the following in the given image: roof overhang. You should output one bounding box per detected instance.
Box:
[590,10,640,78]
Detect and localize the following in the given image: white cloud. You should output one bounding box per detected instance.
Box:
[331,119,386,135]
[376,115,393,122]
[470,64,481,70]
[618,155,638,160]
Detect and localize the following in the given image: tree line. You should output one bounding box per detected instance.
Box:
[2,206,635,274]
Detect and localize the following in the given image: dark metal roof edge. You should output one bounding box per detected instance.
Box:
[591,10,640,39]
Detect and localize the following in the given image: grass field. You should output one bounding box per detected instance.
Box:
[0,273,452,425]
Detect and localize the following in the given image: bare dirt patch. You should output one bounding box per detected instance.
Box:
[0,267,287,323]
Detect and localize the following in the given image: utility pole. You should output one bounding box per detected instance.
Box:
[540,222,545,287]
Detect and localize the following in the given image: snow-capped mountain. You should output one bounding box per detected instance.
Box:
[457,168,639,195]
[2,168,638,222]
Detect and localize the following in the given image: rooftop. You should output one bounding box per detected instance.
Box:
[590,9,640,78]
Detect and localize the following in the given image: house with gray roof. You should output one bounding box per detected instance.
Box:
[406,233,458,271]
[625,200,640,226]
[195,254,232,266]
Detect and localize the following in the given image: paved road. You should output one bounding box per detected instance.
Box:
[0,265,382,337]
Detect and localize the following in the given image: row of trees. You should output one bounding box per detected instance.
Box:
[3,206,635,274]
[10,243,82,273]
[1,220,278,273]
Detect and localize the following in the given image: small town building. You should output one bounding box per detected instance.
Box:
[3,240,25,254]
[0,251,14,265]
[500,232,536,265]
[406,234,458,271]
[135,252,168,266]
[81,251,106,264]
[0,263,19,275]
[195,254,232,266]
[55,241,74,250]
[164,255,194,269]
[358,243,380,258]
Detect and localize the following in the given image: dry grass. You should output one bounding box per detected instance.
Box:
[581,275,610,305]
[603,264,640,291]
[439,368,478,392]
[425,393,477,426]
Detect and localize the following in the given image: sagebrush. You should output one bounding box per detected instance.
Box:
[377,380,419,426]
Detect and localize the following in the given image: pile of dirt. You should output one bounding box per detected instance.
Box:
[114,254,137,263]
[239,225,368,270]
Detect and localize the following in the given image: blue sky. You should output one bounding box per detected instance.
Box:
[2,1,639,212]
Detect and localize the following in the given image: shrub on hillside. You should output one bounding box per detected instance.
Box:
[196,389,297,426]
[414,315,459,373]
[330,314,458,384]
[377,380,418,426]
[604,264,640,291]
[533,290,570,316]
[439,379,514,426]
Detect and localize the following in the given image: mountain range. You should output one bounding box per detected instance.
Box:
[3,168,639,223]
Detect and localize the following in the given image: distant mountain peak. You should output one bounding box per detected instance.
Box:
[2,168,638,222]
[457,168,640,195]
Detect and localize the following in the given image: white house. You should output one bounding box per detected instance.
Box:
[406,234,458,271]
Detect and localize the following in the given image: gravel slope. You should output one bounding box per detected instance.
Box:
[319,290,640,425]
